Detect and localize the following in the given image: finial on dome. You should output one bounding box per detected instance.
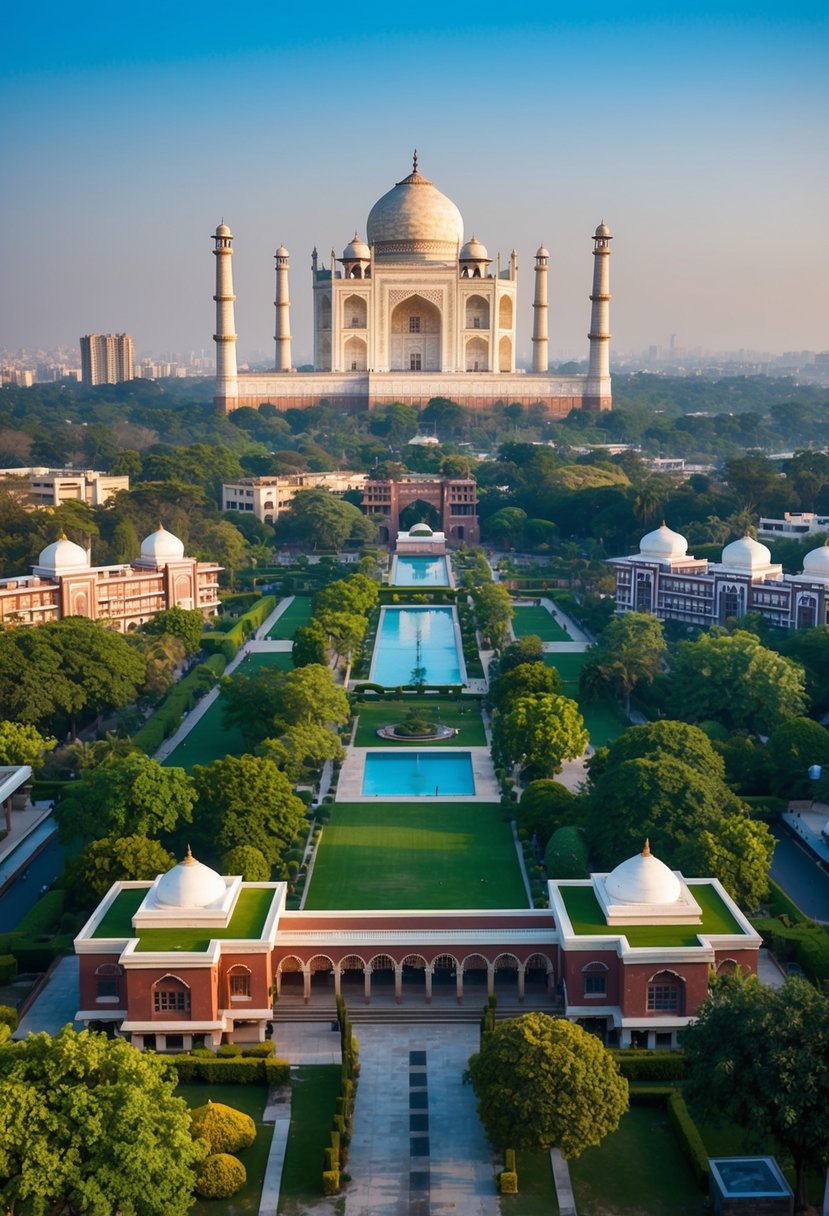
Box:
[413,148,418,173]
[183,845,195,866]
[642,838,652,857]
[661,520,667,528]
[58,530,68,540]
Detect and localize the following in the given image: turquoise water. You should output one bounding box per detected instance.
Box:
[370,606,463,686]
[363,751,475,796]
[391,555,450,586]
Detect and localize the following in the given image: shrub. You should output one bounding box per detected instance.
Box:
[0,957,17,985]
[0,1003,19,1030]
[190,1102,256,1153]
[322,1169,340,1195]
[216,1043,243,1058]
[194,1152,247,1199]
[169,1056,280,1084]
[543,825,589,879]
[628,1086,677,1106]
[241,1041,275,1058]
[324,1146,339,1171]
[15,890,66,936]
[264,1059,291,1086]
[667,1090,709,1188]
[608,1051,687,1081]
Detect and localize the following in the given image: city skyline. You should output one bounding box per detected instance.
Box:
[1,2,827,364]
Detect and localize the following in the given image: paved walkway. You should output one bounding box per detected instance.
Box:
[345,1024,496,1216]
[13,955,83,1038]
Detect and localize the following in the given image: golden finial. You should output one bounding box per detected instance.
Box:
[183,845,195,866]
[58,529,68,540]
[642,838,652,857]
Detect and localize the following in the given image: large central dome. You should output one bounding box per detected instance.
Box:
[366,157,464,262]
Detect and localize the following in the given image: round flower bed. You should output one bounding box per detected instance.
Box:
[376,723,456,741]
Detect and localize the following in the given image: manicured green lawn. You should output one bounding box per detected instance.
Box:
[176,1083,273,1216]
[559,882,742,947]
[162,650,292,770]
[277,1066,342,1216]
[305,802,527,909]
[569,1105,705,1215]
[267,597,312,639]
[512,604,571,642]
[542,652,628,747]
[504,1150,560,1216]
[353,699,487,747]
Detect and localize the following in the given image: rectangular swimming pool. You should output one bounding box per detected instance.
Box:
[390,555,450,586]
[362,751,475,797]
[370,606,464,687]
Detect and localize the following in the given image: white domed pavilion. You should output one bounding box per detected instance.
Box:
[139,524,186,566]
[638,522,688,562]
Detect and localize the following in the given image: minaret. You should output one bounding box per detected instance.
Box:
[274,245,292,371]
[532,246,549,373]
[212,222,238,413]
[585,222,612,411]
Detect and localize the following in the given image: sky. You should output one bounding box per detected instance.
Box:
[1,1,827,366]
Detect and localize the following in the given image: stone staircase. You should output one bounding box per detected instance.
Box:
[272,996,563,1026]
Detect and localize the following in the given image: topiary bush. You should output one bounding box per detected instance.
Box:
[543,825,589,879]
[194,1152,247,1199]
[190,1101,256,1153]
[0,1003,19,1031]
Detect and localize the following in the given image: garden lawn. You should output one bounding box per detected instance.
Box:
[543,651,628,747]
[305,802,527,909]
[568,1104,705,1216]
[512,604,571,642]
[175,1083,272,1216]
[162,651,292,770]
[501,1150,560,1216]
[277,1066,342,1216]
[353,699,487,747]
[267,597,312,640]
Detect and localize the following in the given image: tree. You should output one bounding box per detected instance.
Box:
[66,835,176,902]
[316,610,366,663]
[314,573,379,619]
[596,720,726,785]
[292,620,329,667]
[494,635,545,676]
[141,605,206,655]
[544,825,589,878]
[276,488,375,551]
[467,1013,628,1155]
[675,814,774,910]
[55,753,196,844]
[220,666,289,748]
[683,975,829,1209]
[516,780,577,847]
[669,630,807,733]
[259,721,345,783]
[278,664,351,729]
[196,519,249,585]
[221,844,271,881]
[191,754,305,868]
[579,613,666,713]
[0,1026,204,1215]
[766,716,829,798]
[489,661,561,714]
[190,1101,256,1153]
[0,721,55,772]
[494,694,588,777]
[472,582,514,650]
[485,507,527,549]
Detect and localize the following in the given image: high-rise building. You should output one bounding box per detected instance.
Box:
[79,333,135,386]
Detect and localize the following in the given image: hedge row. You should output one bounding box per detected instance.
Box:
[753,917,829,983]
[133,653,227,754]
[608,1050,688,1080]
[497,1147,518,1193]
[766,879,809,922]
[323,996,360,1194]
[200,596,277,662]
[166,1055,290,1085]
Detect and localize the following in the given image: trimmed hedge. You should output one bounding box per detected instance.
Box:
[200,596,277,661]
[194,1153,246,1199]
[190,1102,256,1153]
[167,1055,290,1085]
[608,1050,687,1081]
[753,917,829,983]
[15,890,66,936]
[667,1090,709,1188]
[766,879,809,922]
[132,653,228,754]
[0,1004,19,1030]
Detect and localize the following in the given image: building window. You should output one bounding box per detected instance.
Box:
[230,973,251,998]
[409,316,421,333]
[582,962,608,998]
[166,1034,184,1050]
[647,975,683,1012]
[154,989,190,1013]
[410,353,422,371]
[97,978,118,998]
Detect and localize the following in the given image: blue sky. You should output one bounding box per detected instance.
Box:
[1,2,826,363]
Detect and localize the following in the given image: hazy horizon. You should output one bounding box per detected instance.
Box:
[2,2,827,364]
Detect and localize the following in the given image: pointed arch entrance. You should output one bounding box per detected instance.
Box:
[390,296,441,372]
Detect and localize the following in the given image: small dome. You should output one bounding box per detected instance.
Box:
[275,244,289,257]
[595,222,612,239]
[460,234,489,261]
[343,233,370,260]
[536,245,550,258]
[605,841,682,905]
[409,522,434,536]
[721,533,772,571]
[37,534,90,574]
[639,522,688,560]
[155,848,227,909]
[140,524,185,564]
[802,540,829,579]
[215,223,232,237]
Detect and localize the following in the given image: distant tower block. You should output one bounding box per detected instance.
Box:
[532,246,550,373]
[212,222,238,410]
[586,222,612,411]
[274,246,292,371]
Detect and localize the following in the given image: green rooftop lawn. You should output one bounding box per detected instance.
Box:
[305,802,527,910]
[512,604,571,642]
[176,1084,273,1216]
[353,699,487,748]
[162,650,292,771]
[92,886,277,951]
[266,597,312,640]
[277,1066,341,1216]
[558,882,743,947]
